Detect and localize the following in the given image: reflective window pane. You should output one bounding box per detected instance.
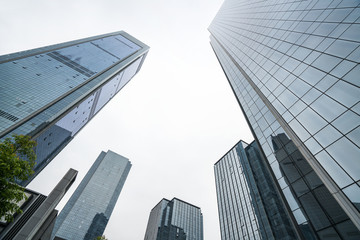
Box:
[330,60,357,78]
[293,208,307,225]
[305,171,323,190]
[347,126,360,147]
[292,178,309,197]
[314,125,342,148]
[316,150,353,188]
[340,24,360,41]
[305,137,322,155]
[314,75,337,92]
[299,192,330,230]
[325,8,352,22]
[302,87,322,105]
[280,157,301,183]
[289,79,311,98]
[326,39,358,58]
[313,23,338,36]
[326,80,360,107]
[311,95,346,122]
[313,186,348,223]
[300,66,326,86]
[343,183,360,211]
[289,119,311,140]
[327,137,360,181]
[283,186,300,211]
[343,64,360,87]
[312,54,342,72]
[318,227,341,240]
[332,110,359,134]
[297,107,327,134]
[335,220,360,240]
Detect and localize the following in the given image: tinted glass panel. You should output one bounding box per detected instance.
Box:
[313,186,348,223]
[343,183,360,211]
[335,220,360,240]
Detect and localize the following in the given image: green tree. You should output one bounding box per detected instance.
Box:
[0,134,36,222]
[95,236,108,240]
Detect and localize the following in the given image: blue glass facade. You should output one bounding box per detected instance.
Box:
[51,150,131,240]
[210,0,360,239]
[215,140,297,240]
[144,198,203,240]
[0,31,149,186]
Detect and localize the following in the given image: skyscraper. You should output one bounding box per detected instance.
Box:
[214,140,297,240]
[210,0,360,239]
[51,150,131,240]
[144,198,203,240]
[0,31,149,186]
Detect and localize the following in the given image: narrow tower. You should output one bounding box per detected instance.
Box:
[52,150,131,240]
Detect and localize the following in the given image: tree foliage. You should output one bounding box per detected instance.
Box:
[0,135,36,222]
[95,236,108,240]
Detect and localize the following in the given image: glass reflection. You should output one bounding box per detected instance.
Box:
[270,133,360,238]
[215,140,296,240]
[20,57,143,186]
[343,184,360,211]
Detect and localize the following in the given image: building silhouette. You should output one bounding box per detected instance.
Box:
[0,169,77,240]
[144,198,203,240]
[210,0,360,239]
[0,31,149,186]
[51,150,131,240]
[215,140,296,240]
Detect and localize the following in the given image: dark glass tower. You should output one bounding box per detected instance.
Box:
[209,0,360,239]
[0,31,149,186]
[144,198,203,240]
[214,140,296,240]
[51,150,131,240]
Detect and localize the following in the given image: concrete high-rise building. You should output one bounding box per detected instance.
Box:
[210,0,360,239]
[215,140,297,240]
[0,169,77,240]
[144,198,203,240]
[0,31,149,185]
[51,150,131,240]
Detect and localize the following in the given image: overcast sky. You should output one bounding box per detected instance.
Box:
[0,1,253,239]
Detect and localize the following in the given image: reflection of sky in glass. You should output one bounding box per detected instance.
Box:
[209,1,360,218]
[343,184,360,211]
[56,93,95,137]
[0,34,139,134]
[53,151,131,240]
[17,49,145,186]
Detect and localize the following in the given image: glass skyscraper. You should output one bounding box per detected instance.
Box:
[210,0,360,239]
[0,31,149,186]
[144,198,203,240]
[51,150,131,240]
[215,140,297,240]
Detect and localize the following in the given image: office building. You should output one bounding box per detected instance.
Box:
[144,198,203,240]
[0,169,77,240]
[214,140,296,240]
[0,31,149,185]
[210,0,360,239]
[51,150,131,240]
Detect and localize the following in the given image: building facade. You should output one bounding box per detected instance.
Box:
[0,169,77,240]
[144,198,203,240]
[0,31,149,186]
[210,0,360,239]
[51,150,131,240]
[214,140,297,240]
